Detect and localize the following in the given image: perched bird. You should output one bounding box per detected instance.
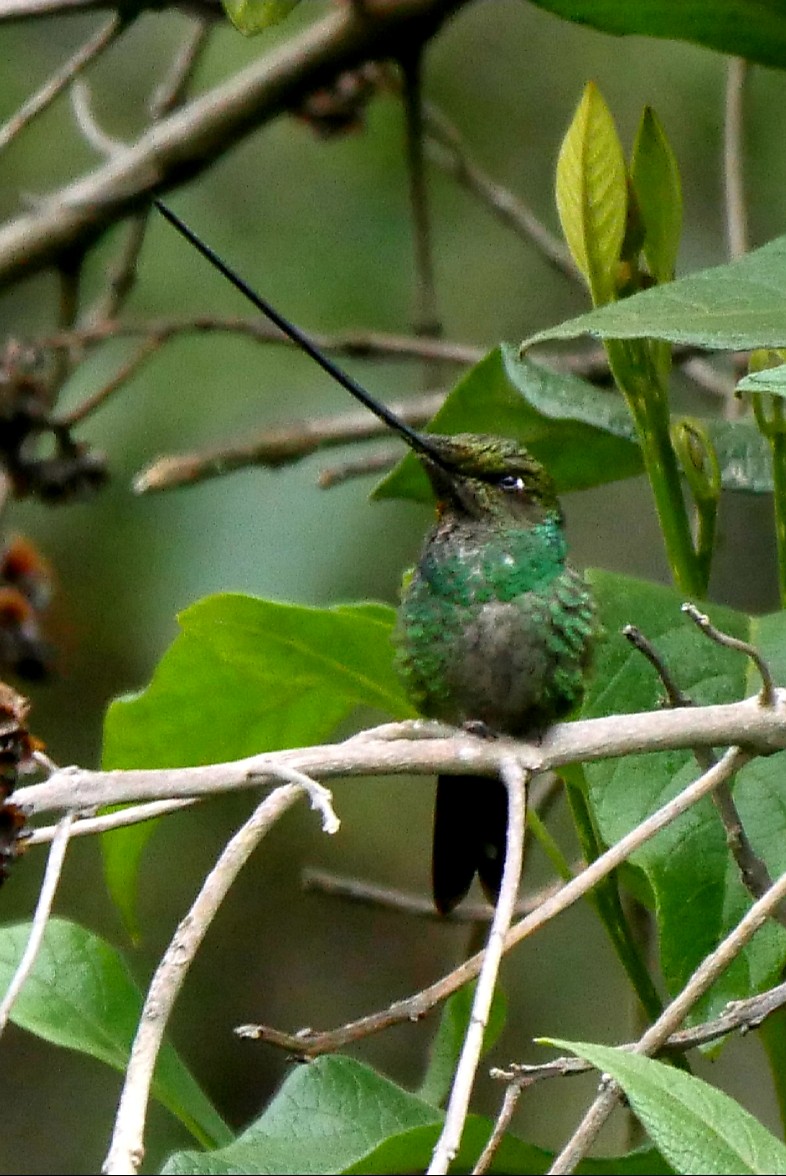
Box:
[393,433,594,913]
[155,202,595,914]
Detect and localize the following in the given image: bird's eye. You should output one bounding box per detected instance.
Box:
[498,474,525,492]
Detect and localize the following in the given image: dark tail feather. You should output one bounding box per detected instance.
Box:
[432,775,509,915]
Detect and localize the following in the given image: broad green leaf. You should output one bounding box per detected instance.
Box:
[737,365,786,398]
[630,108,682,285]
[555,82,628,305]
[373,345,772,501]
[526,1,786,71]
[545,1039,786,1175]
[582,570,786,1017]
[102,594,412,930]
[374,345,644,503]
[0,919,231,1149]
[417,982,507,1106]
[525,235,786,352]
[161,1056,440,1175]
[160,1053,670,1175]
[222,0,300,36]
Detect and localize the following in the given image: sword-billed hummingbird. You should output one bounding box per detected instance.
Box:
[155,202,595,914]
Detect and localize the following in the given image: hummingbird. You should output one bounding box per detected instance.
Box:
[155,201,595,914]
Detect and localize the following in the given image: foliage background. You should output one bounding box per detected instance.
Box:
[1,1,785,1170]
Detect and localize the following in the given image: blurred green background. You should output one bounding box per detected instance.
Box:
[1,1,786,1171]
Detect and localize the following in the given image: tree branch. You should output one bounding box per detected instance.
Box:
[103,770,339,1176]
[236,747,749,1057]
[15,695,786,821]
[0,0,470,290]
[549,855,786,1173]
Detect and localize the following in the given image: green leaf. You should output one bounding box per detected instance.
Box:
[630,108,682,285]
[161,1056,440,1175]
[0,918,231,1149]
[101,594,412,930]
[417,982,507,1106]
[526,1,786,71]
[582,571,786,1016]
[545,1039,786,1175]
[525,235,786,352]
[737,365,786,398]
[221,0,300,36]
[374,345,644,503]
[555,82,628,305]
[373,345,772,501]
[160,1053,670,1175]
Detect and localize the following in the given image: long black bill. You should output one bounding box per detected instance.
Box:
[155,201,447,468]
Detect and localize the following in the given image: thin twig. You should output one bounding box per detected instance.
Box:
[626,622,783,923]
[0,15,124,154]
[724,58,749,262]
[26,797,197,845]
[422,102,578,282]
[622,625,688,707]
[70,77,125,156]
[134,396,440,493]
[429,759,528,1174]
[302,867,565,923]
[400,50,442,346]
[317,447,399,488]
[87,21,210,325]
[682,602,776,705]
[39,317,483,365]
[472,1081,524,1176]
[16,699,786,820]
[236,747,750,1057]
[102,772,339,1176]
[57,334,164,427]
[495,976,786,1087]
[87,212,151,325]
[0,0,472,290]
[549,856,786,1173]
[0,812,75,1039]
[150,18,211,120]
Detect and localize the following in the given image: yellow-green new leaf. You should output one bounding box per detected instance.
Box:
[556,82,628,306]
[631,107,682,284]
[222,0,300,35]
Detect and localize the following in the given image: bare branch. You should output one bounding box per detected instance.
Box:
[724,58,749,262]
[58,334,165,427]
[0,0,471,290]
[400,51,441,345]
[625,621,780,919]
[0,812,75,1040]
[496,976,786,1088]
[236,746,749,1058]
[317,447,399,488]
[302,867,565,922]
[549,854,786,1173]
[39,317,483,365]
[150,18,211,121]
[27,797,197,845]
[16,696,786,819]
[103,773,339,1176]
[0,15,123,154]
[429,759,528,1174]
[134,395,441,493]
[422,102,578,282]
[682,602,776,705]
